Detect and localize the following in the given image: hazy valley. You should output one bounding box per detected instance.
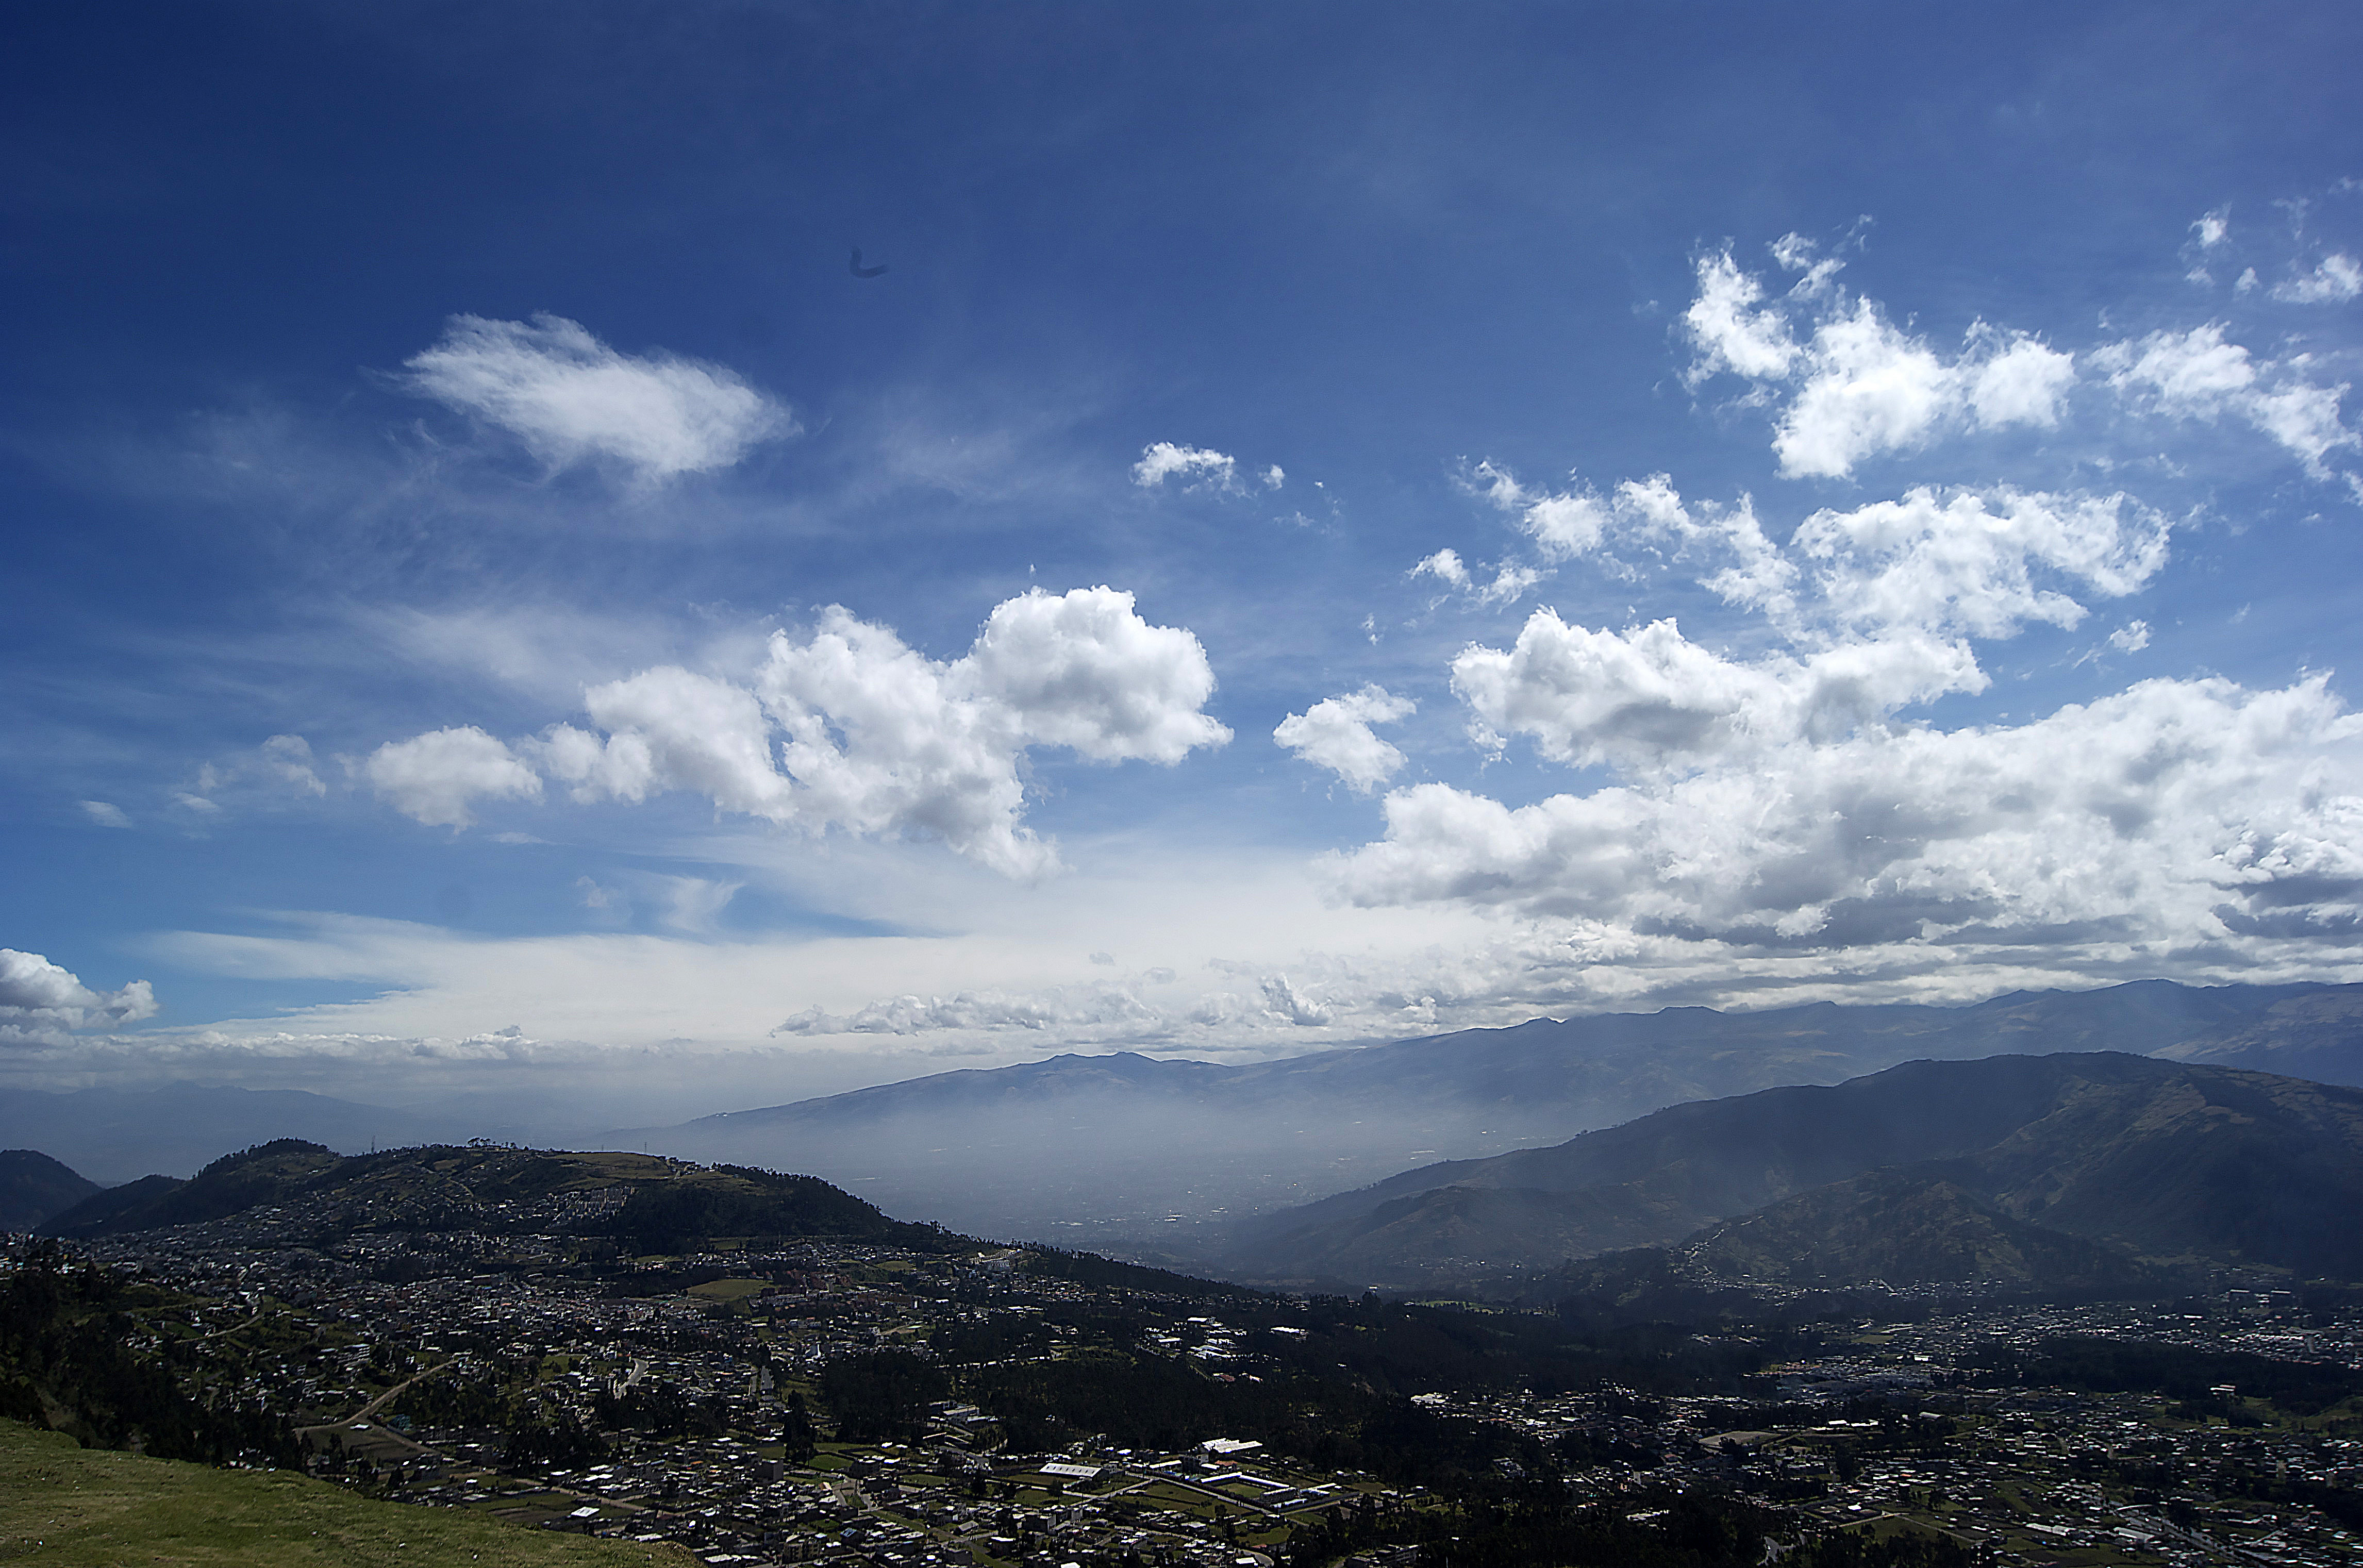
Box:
[13,981,2363,1567]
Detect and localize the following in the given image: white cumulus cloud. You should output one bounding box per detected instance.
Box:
[1274,685,1418,792]
[2273,253,2363,304]
[365,726,544,828]
[1410,547,1471,588]
[553,666,787,816]
[2093,323,2358,475]
[401,588,1228,877]
[1259,974,1333,1027]
[1131,441,1239,490]
[1774,296,1960,478]
[1408,543,1540,606]
[1964,329,2079,430]
[1441,482,2168,778]
[1674,232,2363,482]
[1,948,158,1045]
[401,313,795,480]
[1794,487,2170,640]
[1330,675,2363,958]
[174,733,332,818]
[260,734,327,797]
[1316,438,2275,989]
[1478,472,2161,653]
[1680,244,2079,478]
[1682,248,1801,381]
[963,586,1231,764]
[1451,613,1979,773]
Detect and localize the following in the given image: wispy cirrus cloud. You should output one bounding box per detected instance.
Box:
[400,313,797,481]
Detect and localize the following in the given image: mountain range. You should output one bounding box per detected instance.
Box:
[9,979,2363,1270]
[606,980,2363,1241]
[1211,1052,2363,1292]
[18,1048,2363,1309]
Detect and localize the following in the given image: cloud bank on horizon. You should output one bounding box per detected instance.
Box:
[6,8,2363,1111]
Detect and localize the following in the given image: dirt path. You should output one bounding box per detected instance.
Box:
[295,1359,454,1450]
[350,1359,452,1423]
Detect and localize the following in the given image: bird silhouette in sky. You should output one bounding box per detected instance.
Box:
[849,246,888,279]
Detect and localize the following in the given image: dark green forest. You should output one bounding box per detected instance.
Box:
[607,1165,951,1254]
[1284,1490,1975,1568]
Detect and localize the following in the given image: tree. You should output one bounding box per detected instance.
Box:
[782,1388,817,1462]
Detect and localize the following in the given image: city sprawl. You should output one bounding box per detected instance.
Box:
[10,1150,2363,1568]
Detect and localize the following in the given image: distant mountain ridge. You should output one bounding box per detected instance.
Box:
[0,1084,442,1186]
[605,980,2363,1241]
[12,981,2363,1248]
[0,1149,101,1232]
[1214,1052,2363,1291]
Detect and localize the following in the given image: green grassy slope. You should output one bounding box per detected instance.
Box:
[0,1419,692,1567]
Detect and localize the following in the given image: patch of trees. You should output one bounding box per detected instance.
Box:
[1285,1489,1974,1568]
[1971,1336,2363,1415]
[2217,1470,2363,1533]
[1259,1296,1802,1402]
[389,1367,510,1430]
[779,1387,817,1461]
[1551,1429,1662,1470]
[932,1314,1058,1363]
[2104,1444,2363,1534]
[592,1378,734,1439]
[503,1401,609,1466]
[960,1344,1544,1486]
[965,1344,1232,1453]
[598,1262,747,1297]
[821,1349,947,1442]
[1021,1248,1246,1299]
[927,1292,1803,1484]
[128,1140,343,1233]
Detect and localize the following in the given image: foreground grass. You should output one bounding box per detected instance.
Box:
[0,1420,694,1567]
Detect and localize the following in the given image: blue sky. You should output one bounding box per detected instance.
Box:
[7,3,2363,1126]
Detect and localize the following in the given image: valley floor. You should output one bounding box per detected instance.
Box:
[11,1185,2363,1568]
